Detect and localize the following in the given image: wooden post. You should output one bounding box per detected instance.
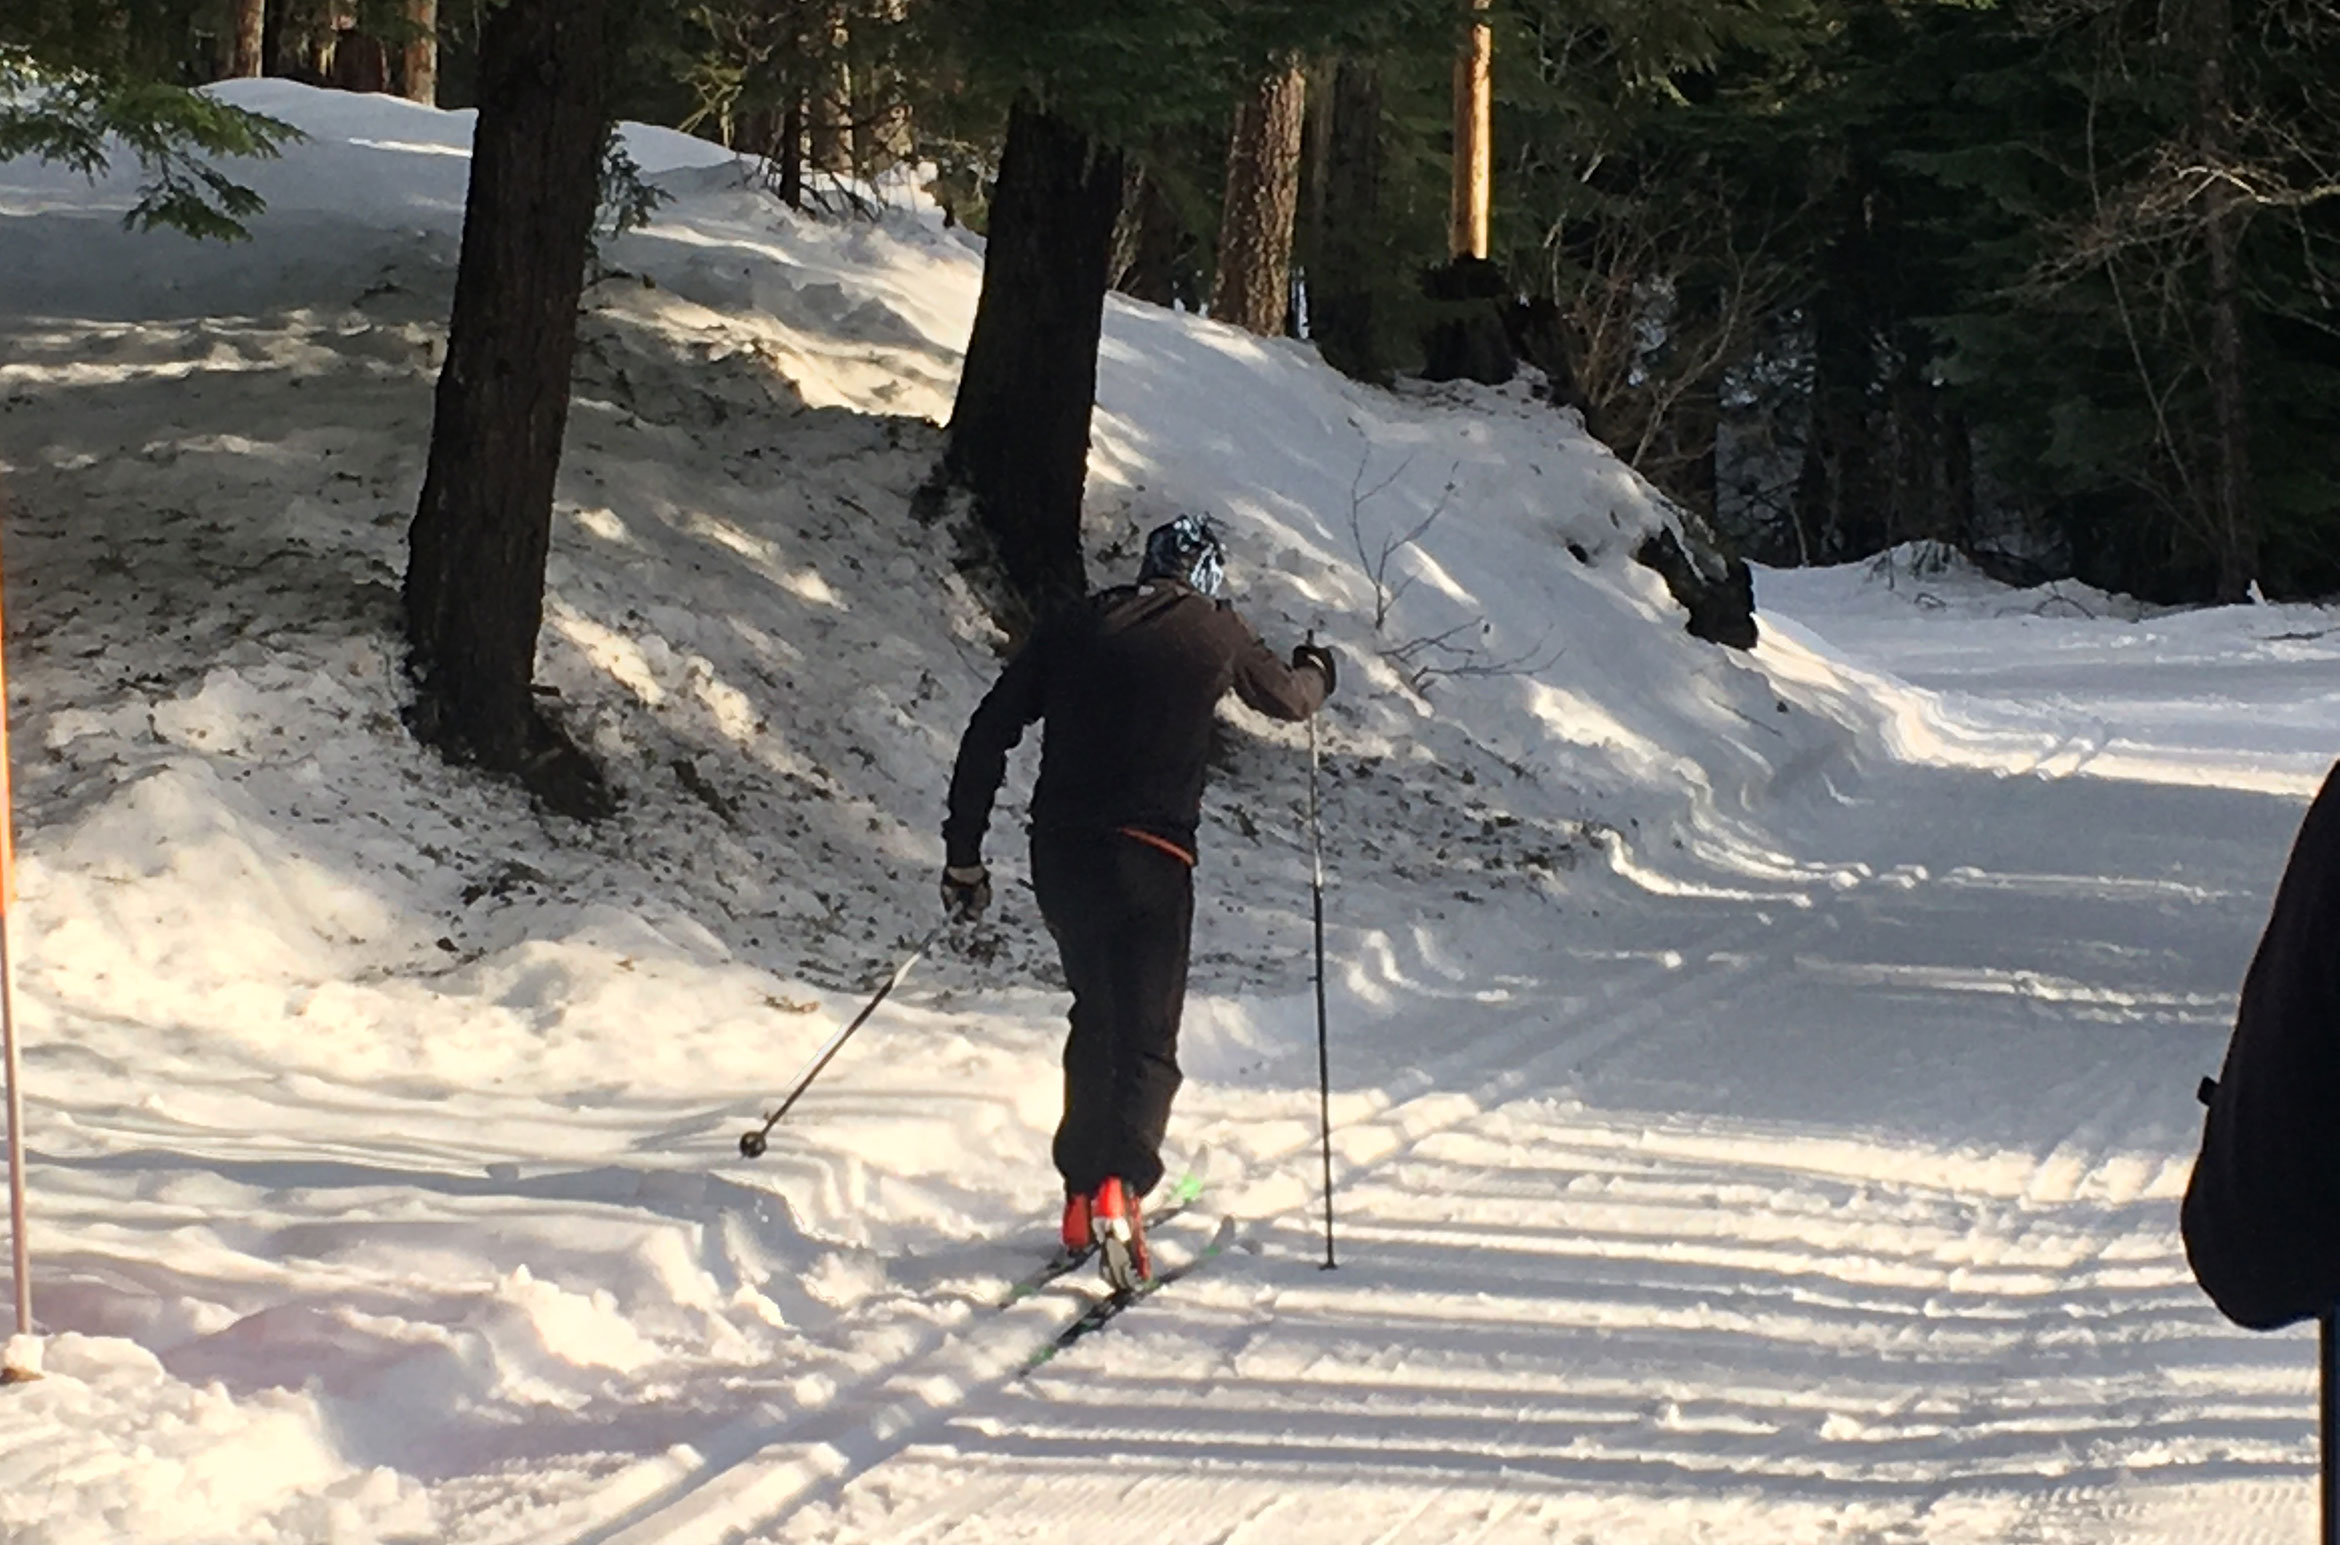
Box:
[1449,0,1492,261]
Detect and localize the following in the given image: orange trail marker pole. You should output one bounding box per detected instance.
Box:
[0,519,31,1383]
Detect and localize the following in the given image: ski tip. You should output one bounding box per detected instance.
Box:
[1168,1175,1204,1207]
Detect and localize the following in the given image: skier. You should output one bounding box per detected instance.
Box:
[2182,757,2340,1330]
[940,515,1335,1290]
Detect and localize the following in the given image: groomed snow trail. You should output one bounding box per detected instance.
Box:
[516,610,2324,1545]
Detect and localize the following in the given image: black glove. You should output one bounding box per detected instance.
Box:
[940,863,992,921]
[1291,642,1337,697]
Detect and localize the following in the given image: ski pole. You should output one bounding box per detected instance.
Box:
[2325,1307,2337,1545]
[1309,697,1336,1271]
[739,921,948,1159]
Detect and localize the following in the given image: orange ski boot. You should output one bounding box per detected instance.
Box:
[1089,1177,1152,1293]
[1059,1192,1093,1257]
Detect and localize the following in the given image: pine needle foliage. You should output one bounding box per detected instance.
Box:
[0,32,297,240]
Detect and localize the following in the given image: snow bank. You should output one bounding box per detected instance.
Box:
[1758,545,2340,796]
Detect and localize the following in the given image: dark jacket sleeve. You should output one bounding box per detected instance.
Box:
[942,627,1048,868]
[1225,607,1329,723]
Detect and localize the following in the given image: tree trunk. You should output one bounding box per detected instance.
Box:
[332,25,390,93]
[2206,213,2252,597]
[305,3,349,82]
[1943,402,1977,550]
[1450,0,1492,261]
[406,0,615,819]
[853,93,911,176]
[850,3,911,177]
[1210,61,1307,336]
[1886,361,1933,546]
[401,0,438,105]
[2196,0,2255,601]
[944,97,1125,618]
[809,87,850,175]
[264,0,296,78]
[1794,183,1889,563]
[1295,63,1332,338]
[1653,362,1722,521]
[1426,0,1514,387]
[229,0,266,77]
[1313,61,1385,382]
[808,8,852,175]
[1113,168,1194,309]
[777,98,805,208]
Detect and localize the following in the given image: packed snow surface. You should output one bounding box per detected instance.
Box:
[3,83,2337,1543]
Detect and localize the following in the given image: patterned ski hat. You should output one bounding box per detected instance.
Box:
[1137,514,1226,596]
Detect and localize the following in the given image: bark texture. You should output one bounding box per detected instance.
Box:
[2196,0,2255,601]
[229,0,265,77]
[1312,61,1385,382]
[777,99,805,208]
[331,25,388,93]
[1450,2,1492,260]
[1209,62,1307,336]
[944,98,1126,618]
[402,0,438,105]
[406,0,614,818]
[1113,168,1197,309]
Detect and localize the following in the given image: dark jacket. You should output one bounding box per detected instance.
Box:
[2182,759,2340,1330]
[944,582,1327,868]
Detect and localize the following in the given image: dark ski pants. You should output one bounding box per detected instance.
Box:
[1032,830,1194,1200]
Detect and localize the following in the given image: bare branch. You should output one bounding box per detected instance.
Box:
[1381,622,1562,696]
[1347,450,1460,632]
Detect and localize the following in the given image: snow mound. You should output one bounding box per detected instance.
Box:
[0,1333,430,1545]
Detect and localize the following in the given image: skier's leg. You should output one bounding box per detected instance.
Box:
[1102,841,1195,1199]
[1036,836,1119,1197]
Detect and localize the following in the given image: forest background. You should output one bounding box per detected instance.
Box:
[7,0,2339,616]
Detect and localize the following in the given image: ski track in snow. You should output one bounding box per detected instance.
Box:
[3,82,2338,1545]
[533,766,2312,1545]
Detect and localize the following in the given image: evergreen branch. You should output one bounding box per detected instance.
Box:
[0,46,299,241]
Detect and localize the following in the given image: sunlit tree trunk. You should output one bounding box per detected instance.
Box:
[1450,0,1491,261]
[1210,61,1307,336]
[402,0,438,105]
[228,0,266,77]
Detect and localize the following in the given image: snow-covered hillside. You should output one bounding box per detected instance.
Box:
[2,82,2337,1545]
